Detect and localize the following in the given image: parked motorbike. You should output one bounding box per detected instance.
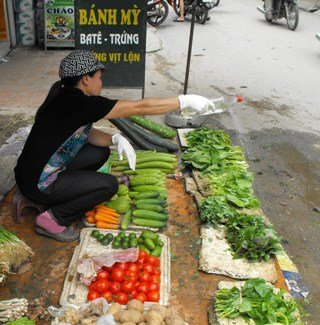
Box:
[171,0,209,24]
[317,33,320,41]
[147,0,169,27]
[257,0,299,31]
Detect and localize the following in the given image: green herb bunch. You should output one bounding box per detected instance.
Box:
[226,214,282,261]
[200,196,236,227]
[215,278,301,324]
[208,170,260,209]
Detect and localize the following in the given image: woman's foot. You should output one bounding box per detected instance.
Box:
[174,17,184,22]
[36,210,79,242]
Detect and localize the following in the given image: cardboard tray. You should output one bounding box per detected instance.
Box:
[59,228,170,308]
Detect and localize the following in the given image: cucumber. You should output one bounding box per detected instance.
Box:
[132,218,167,228]
[109,119,169,152]
[122,118,179,152]
[139,245,150,255]
[135,191,160,199]
[130,177,159,187]
[120,210,132,230]
[133,185,165,192]
[136,154,177,164]
[154,237,164,247]
[144,237,156,250]
[133,210,168,221]
[151,246,162,257]
[135,203,165,213]
[135,162,175,170]
[128,116,176,139]
[135,198,167,206]
[141,230,158,240]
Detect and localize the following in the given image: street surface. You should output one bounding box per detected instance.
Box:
[145,0,320,322]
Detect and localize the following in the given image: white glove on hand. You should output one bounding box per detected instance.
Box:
[112,134,136,170]
[178,94,216,115]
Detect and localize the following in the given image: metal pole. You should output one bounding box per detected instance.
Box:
[183,1,197,95]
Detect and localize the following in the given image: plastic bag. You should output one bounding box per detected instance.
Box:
[48,298,115,325]
[77,248,139,285]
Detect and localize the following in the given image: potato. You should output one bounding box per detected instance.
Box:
[108,303,121,321]
[145,310,164,324]
[120,310,143,323]
[122,323,136,325]
[149,305,169,318]
[127,299,144,313]
[138,323,147,325]
[164,315,185,325]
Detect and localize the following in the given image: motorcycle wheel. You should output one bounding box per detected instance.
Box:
[286,3,299,31]
[196,6,208,24]
[147,0,169,27]
[212,0,220,6]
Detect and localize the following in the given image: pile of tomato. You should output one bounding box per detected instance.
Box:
[87,250,161,305]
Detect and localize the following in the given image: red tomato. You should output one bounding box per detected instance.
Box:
[135,281,140,288]
[121,280,135,294]
[88,281,97,292]
[124,270,138,282]
[95,279,110,293]
[101,290,113,303]
[87,290,100,301]
[153,268,161,275]
[97,269,110,280]
[147,290,160,302]
[139,271,151,283]
[129,289,137,299]
[137,282,150,294]
[146,256,160,267]
[139,250,148,259]
[149,282,160,291]
[134,292,147,303]
[136,257,145,266]
[150,274,161,284]
[116,292,129,305]
[114,262,127,271]
[109,281,121,294]
[127,263,140,273]
[103,266,113,273]
[111,269,124,282]
[143,263,156,275]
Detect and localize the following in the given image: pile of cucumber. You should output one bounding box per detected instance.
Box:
[90,229,164,257]
[110,116,178,153]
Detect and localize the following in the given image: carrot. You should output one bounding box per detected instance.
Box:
[96,221,119,229]
[95,213,119,224]
[85,210,95,218]
[95,209,120,218]
[86,216,96,223]
[95,205,117,213]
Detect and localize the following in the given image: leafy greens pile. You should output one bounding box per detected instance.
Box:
[215,278,301,324]
[226,214,282,261]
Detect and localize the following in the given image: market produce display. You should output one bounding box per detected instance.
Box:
[214,279,302,324]
[85,205,120,229]
[86,250,161,305]
[0,226,33,283]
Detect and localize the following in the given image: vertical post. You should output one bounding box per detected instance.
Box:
[183,1,197,95]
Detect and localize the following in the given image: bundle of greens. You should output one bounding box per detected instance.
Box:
[208,170,260,209]
[215,279,301,325]
[182,128,248,173]
[0,226,33,283]
[200,196,236,227]
[225,214,282,261]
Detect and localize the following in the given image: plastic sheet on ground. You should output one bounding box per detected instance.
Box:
[199,226,277,283]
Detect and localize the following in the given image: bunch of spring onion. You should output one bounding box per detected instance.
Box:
[0,226,33,283]
[0,298,29,323]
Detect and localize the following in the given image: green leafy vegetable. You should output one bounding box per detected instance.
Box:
[225,214,282,261]
[7,317,35,325]
[215,279,301,324]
